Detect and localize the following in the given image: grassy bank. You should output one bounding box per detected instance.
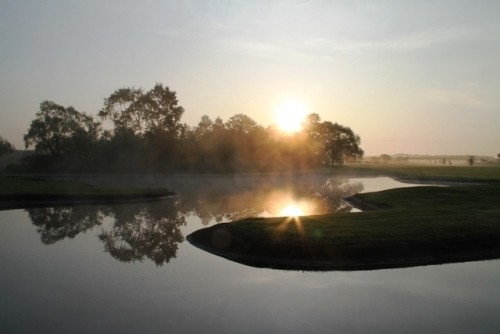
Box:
[188,183,500,270]
[0,176,175,210]
[338,164,500,182]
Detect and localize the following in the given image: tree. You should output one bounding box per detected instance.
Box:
[224,114,267,171]
[225,114,262,134]
[0,136,14,156]
[139,83,185,136]
[380,154,392,163]
[321,122,364,165]
[301,113,324,166]
[99,83,184,137]
[303,114,363,166]
[97,87,143,133]
[194,115,214,140]
[24,101,101,157]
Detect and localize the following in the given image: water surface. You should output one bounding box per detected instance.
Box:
[1,175,498,333]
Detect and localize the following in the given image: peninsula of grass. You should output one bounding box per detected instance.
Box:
[0,176,175,210]
[188,183,500,270]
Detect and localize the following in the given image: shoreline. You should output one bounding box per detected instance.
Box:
[343,196,387,211]
[0,192,176,211]
[0,176,177,210]
[187,223,500,271]
[0,192,177,210]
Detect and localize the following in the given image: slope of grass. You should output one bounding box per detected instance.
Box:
[188,183,500,270]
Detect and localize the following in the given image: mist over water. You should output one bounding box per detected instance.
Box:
[20,174,438,266]
[25,174,365,266]
[48,173,369,218]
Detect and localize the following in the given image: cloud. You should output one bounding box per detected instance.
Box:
[226,23,493,65]
[305,26,488,55]
[228,40,332,63]
[422,82,498,110]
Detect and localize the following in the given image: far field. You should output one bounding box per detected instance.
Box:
[334,164,500,182]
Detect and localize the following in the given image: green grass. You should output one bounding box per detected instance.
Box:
[0,176,174,207]
[188,182,500,270]
[339,164,500,182]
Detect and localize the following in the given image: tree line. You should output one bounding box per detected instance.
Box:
[8,83,364,173]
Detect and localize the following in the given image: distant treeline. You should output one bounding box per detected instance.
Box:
[7,83,363,173]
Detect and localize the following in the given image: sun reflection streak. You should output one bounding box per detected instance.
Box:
[273,203,308,242]
[266,196,316,244]
[278,204,305,217]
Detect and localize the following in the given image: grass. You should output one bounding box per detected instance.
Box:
[224,185,500,244]
[338,164,500,182]
[0,176,174,209]
[188,168,500,270]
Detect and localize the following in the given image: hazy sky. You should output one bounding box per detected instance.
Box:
[1,0,499,155]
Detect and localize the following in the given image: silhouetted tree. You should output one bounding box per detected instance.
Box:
[96,128,147,172]
[98,87,143,133]
[17,83,365,173]
[381,154,392,162]
[225,114,262,134]
[194,115,214,140]
[303,113,363,166]
[99,83,184,137]
[140,83,185,136]
[24,101,101,157]
[0,136,14,156]
[96,84,187,172]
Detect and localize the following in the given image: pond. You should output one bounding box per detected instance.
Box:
[0,175,499,333]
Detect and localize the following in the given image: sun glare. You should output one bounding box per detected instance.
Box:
[278,204,305,217]
[275,99,308,133]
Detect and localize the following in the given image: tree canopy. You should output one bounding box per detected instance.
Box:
[24,101,100,157]
[98,83,184,136]
[0,136,15,157]
[14,83,364,173]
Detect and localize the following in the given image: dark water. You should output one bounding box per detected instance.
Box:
[0,175,498,333]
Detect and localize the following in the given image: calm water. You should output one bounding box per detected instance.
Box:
[0,175,499,333]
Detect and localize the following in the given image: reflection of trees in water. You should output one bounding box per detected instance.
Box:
[180,190,265,225]
[26,200,185,266]
[25,176,364,264]
[27,206,104,245]
[98,201,185,266]
[179,177,364,224]
[313,179,364,213]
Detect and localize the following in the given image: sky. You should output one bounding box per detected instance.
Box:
[1,0,499,156]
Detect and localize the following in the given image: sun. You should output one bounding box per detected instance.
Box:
[274,99,308,133]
